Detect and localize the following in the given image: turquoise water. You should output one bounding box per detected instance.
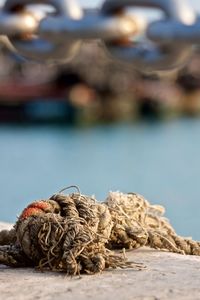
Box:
[0,118,200,239]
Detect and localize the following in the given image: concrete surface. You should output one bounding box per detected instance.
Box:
[1,222,200,300]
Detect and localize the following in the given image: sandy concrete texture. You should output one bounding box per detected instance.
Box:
[1,222,200,300]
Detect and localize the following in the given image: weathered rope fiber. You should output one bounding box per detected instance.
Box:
[0,189,200,275]
[106,192,200,255]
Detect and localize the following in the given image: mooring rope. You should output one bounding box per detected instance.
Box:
[0,189,200,274]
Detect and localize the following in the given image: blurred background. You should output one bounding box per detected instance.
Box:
[1,0,200,240]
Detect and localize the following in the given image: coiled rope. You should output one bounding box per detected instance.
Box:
[0,188,200,275]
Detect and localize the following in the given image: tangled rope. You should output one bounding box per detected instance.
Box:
[106,192,200,255]
[0,188,200,275]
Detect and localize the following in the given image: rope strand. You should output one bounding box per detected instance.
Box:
[0,189,200,274]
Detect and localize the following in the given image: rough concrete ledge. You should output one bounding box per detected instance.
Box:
[1,222,200,300]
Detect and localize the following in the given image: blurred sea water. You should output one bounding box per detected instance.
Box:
[1,118,200,239]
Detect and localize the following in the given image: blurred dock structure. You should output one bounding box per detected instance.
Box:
[0,40,200,123]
